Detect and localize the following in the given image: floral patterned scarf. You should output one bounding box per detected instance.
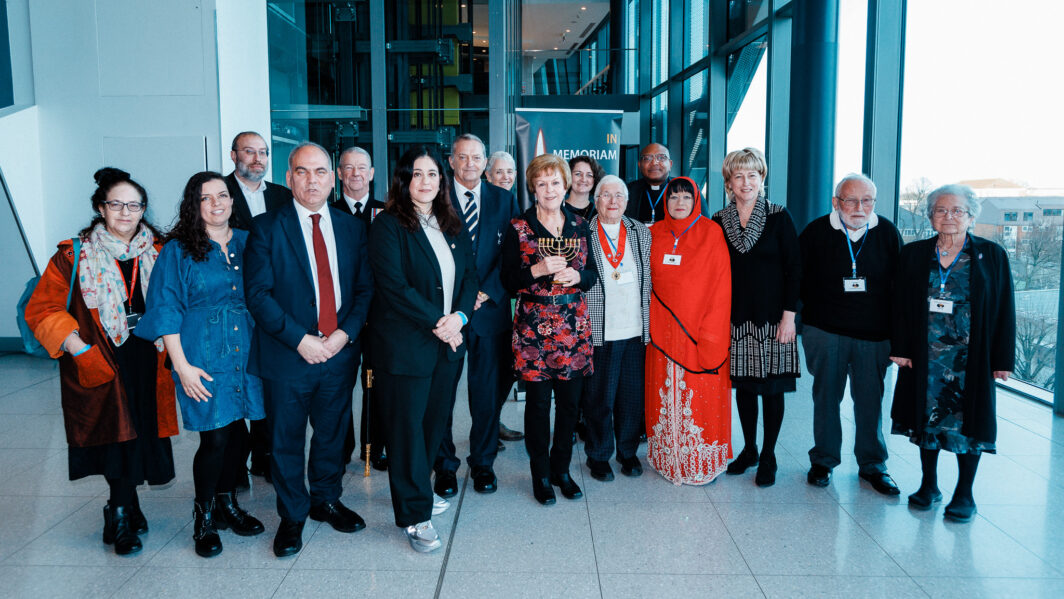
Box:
[78,222,160,348]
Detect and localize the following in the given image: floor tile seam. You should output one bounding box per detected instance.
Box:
[971,511,1064,577]
[0,494,97,565]
[579,488,605,599]
[705,499,761,592]
[998,414,1062,446]
[907,574,1064,580]
[104,561,148,599]
[0,376,58,400]
[433,469,468,599]
[999,454,1064,490]
[837,501,926,579]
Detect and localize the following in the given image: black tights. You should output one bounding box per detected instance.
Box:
[735,391,785,459]
[918,448,981,504]
[106,477,136,508]
[193,420,246,502]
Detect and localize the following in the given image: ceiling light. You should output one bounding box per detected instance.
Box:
[581,6,587,9]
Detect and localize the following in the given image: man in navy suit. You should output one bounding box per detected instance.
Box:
[244,142,373,557]
[331,146,388,470]
[433,133,520,496]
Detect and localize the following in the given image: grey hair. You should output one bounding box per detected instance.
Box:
[834,173,877,199]
[339,145,372,166]
[486,151,515,172]
[452,133,486,156]
[594,174,628,200]
[926,183,981,223]
[287,141,333,170]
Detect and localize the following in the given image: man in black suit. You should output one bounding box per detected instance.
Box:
[226,131,293,231]
[225,131,294,483]
[624,142,673,225]
[332,146,387,471]
[433,133,520,497]
[244,142,373,557]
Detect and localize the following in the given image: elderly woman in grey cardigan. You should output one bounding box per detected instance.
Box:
[582,175,652,482]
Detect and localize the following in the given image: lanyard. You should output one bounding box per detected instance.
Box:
[842,225,869,277]
[598,221,627,269]
[935,237,967,297]
[646,185,667,222]
[115,257,139,311]
[670,214,701,252]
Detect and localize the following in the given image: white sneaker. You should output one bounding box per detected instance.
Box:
[405,520,442,553]
[432,494,450,516]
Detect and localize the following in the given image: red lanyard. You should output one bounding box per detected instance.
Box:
[597,222,627,270]
[116,257,139,309]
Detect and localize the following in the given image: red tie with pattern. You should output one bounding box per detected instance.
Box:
[309,214,337,336]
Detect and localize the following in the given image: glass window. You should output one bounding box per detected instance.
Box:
[1,1,12,110]
[650,91,667,146]
[684,0,707,66]
[1004,212,1018,222]
[682,71,708,191]
[834,0,867,182]
[727,0,768,40]
[626,0,638,93]
[652,0,669,86]
[1044,209,1062,217]
[725,39,767,154]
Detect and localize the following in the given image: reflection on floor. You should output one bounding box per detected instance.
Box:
[0,351,1062,598]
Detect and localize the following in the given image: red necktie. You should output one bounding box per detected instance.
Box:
[310,214,337,336]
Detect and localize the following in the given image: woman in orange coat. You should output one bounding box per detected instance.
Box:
[645,176,732,485]
[24,167,178,556]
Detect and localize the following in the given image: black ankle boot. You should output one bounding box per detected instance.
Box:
[103,503,143,556]
[193,500,223,558]
[129,490,148,535]
[213,492,265,536]
[727,447,760,475]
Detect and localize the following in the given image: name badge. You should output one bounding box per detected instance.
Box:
[842,277,866,292]
[929,298,954,314]
[645,221,655,228]
[663,254,682,266]
[126,312,142,329]
[616,271,636,285]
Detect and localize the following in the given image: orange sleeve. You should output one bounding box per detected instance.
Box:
[24,244,79,358]
[698,225,732,368]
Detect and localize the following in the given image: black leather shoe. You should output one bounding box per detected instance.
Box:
[727,447,759,475]
[859,471,901,496]
[618,455,643,477]
[434,470,459,498]
[586,458,614,482]
[497,440,507,452]
[499,423,525,441]
[908,487,943,511]
[550,472,583,499]
[273,518,304,557]
[472,467,498,494]
[944,499,977,523]
[103,503,142,556]
[213,492,265,536]
[193,500,223,558]
[532,477,556,505]
[309,500,366,533]
[755,455,777,487]
[129,491,148,536]
[370,452,389,472]
[807,464,831,487]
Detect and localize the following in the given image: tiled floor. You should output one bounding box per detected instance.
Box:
[1,350,1063,598]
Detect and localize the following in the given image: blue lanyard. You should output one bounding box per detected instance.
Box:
[842,225,869,277]
[646,186,667,221]
[670,214,701,252]
[935,236,968,297]
[600,222,623,269]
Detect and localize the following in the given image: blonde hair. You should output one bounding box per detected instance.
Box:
[525,154,571,194]
[721,147,767,200]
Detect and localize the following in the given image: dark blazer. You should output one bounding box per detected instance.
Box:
[890,234,1015,444]
[226,172,293,231]
[244,202,374,380]
[332,194,386,226]
[448,180,520,336]
[367,211,478,376]
[624,177,672,224]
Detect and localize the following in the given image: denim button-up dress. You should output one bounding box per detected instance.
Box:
[137,230,265,431]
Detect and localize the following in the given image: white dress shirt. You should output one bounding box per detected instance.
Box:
[453,179,480,214]
[293,201,343,315]
[343,192,370,215]
[236,177,268,217]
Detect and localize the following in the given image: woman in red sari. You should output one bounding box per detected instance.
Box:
[646,177,732,485]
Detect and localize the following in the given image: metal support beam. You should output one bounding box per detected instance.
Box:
[765,2,792,206]
[369,0,388,201]
[488,0,508,154]
[704,0,728,213]
[863,0,907,221]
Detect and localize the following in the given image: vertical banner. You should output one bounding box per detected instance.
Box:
[514,108,623,210]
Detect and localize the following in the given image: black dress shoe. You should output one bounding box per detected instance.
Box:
[193,499,223,558]
[103,503,142,556]
[550,472,583,499]
[213,492,265,536]
[586,458,614,482]
[618,456,643,477]
[727,447,759,475]
[129,491,148,536]
[755,456,777,487]
[308,500,366,533]
[908,487,943,511]
[370,453,389,472]
[434,470,459,499]
[472,467,498,494]
[273,518,305,557]
[499,423,525,441]
[532,477,556,505]
[497,440,507,452]
[944,499,977,523]
[859,471,901,496]
[807,464,831,487]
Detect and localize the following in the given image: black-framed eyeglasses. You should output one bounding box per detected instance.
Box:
[104,201,144,213]
[639,154,671,163]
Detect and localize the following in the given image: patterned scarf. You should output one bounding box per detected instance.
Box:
[78,222,160,348]
[717,197,783,254]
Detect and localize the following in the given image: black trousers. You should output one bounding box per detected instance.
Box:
[524,376,583,480]
[583,337,645,462]
[267,364,356,521]
[436,329,513,472]
[379,344,463,527]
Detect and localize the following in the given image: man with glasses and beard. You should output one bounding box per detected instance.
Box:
[226,131,293,231]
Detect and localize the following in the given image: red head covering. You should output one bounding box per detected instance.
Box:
[661,176,703,235]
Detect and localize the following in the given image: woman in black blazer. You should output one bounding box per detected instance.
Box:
[367,147,477,553]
